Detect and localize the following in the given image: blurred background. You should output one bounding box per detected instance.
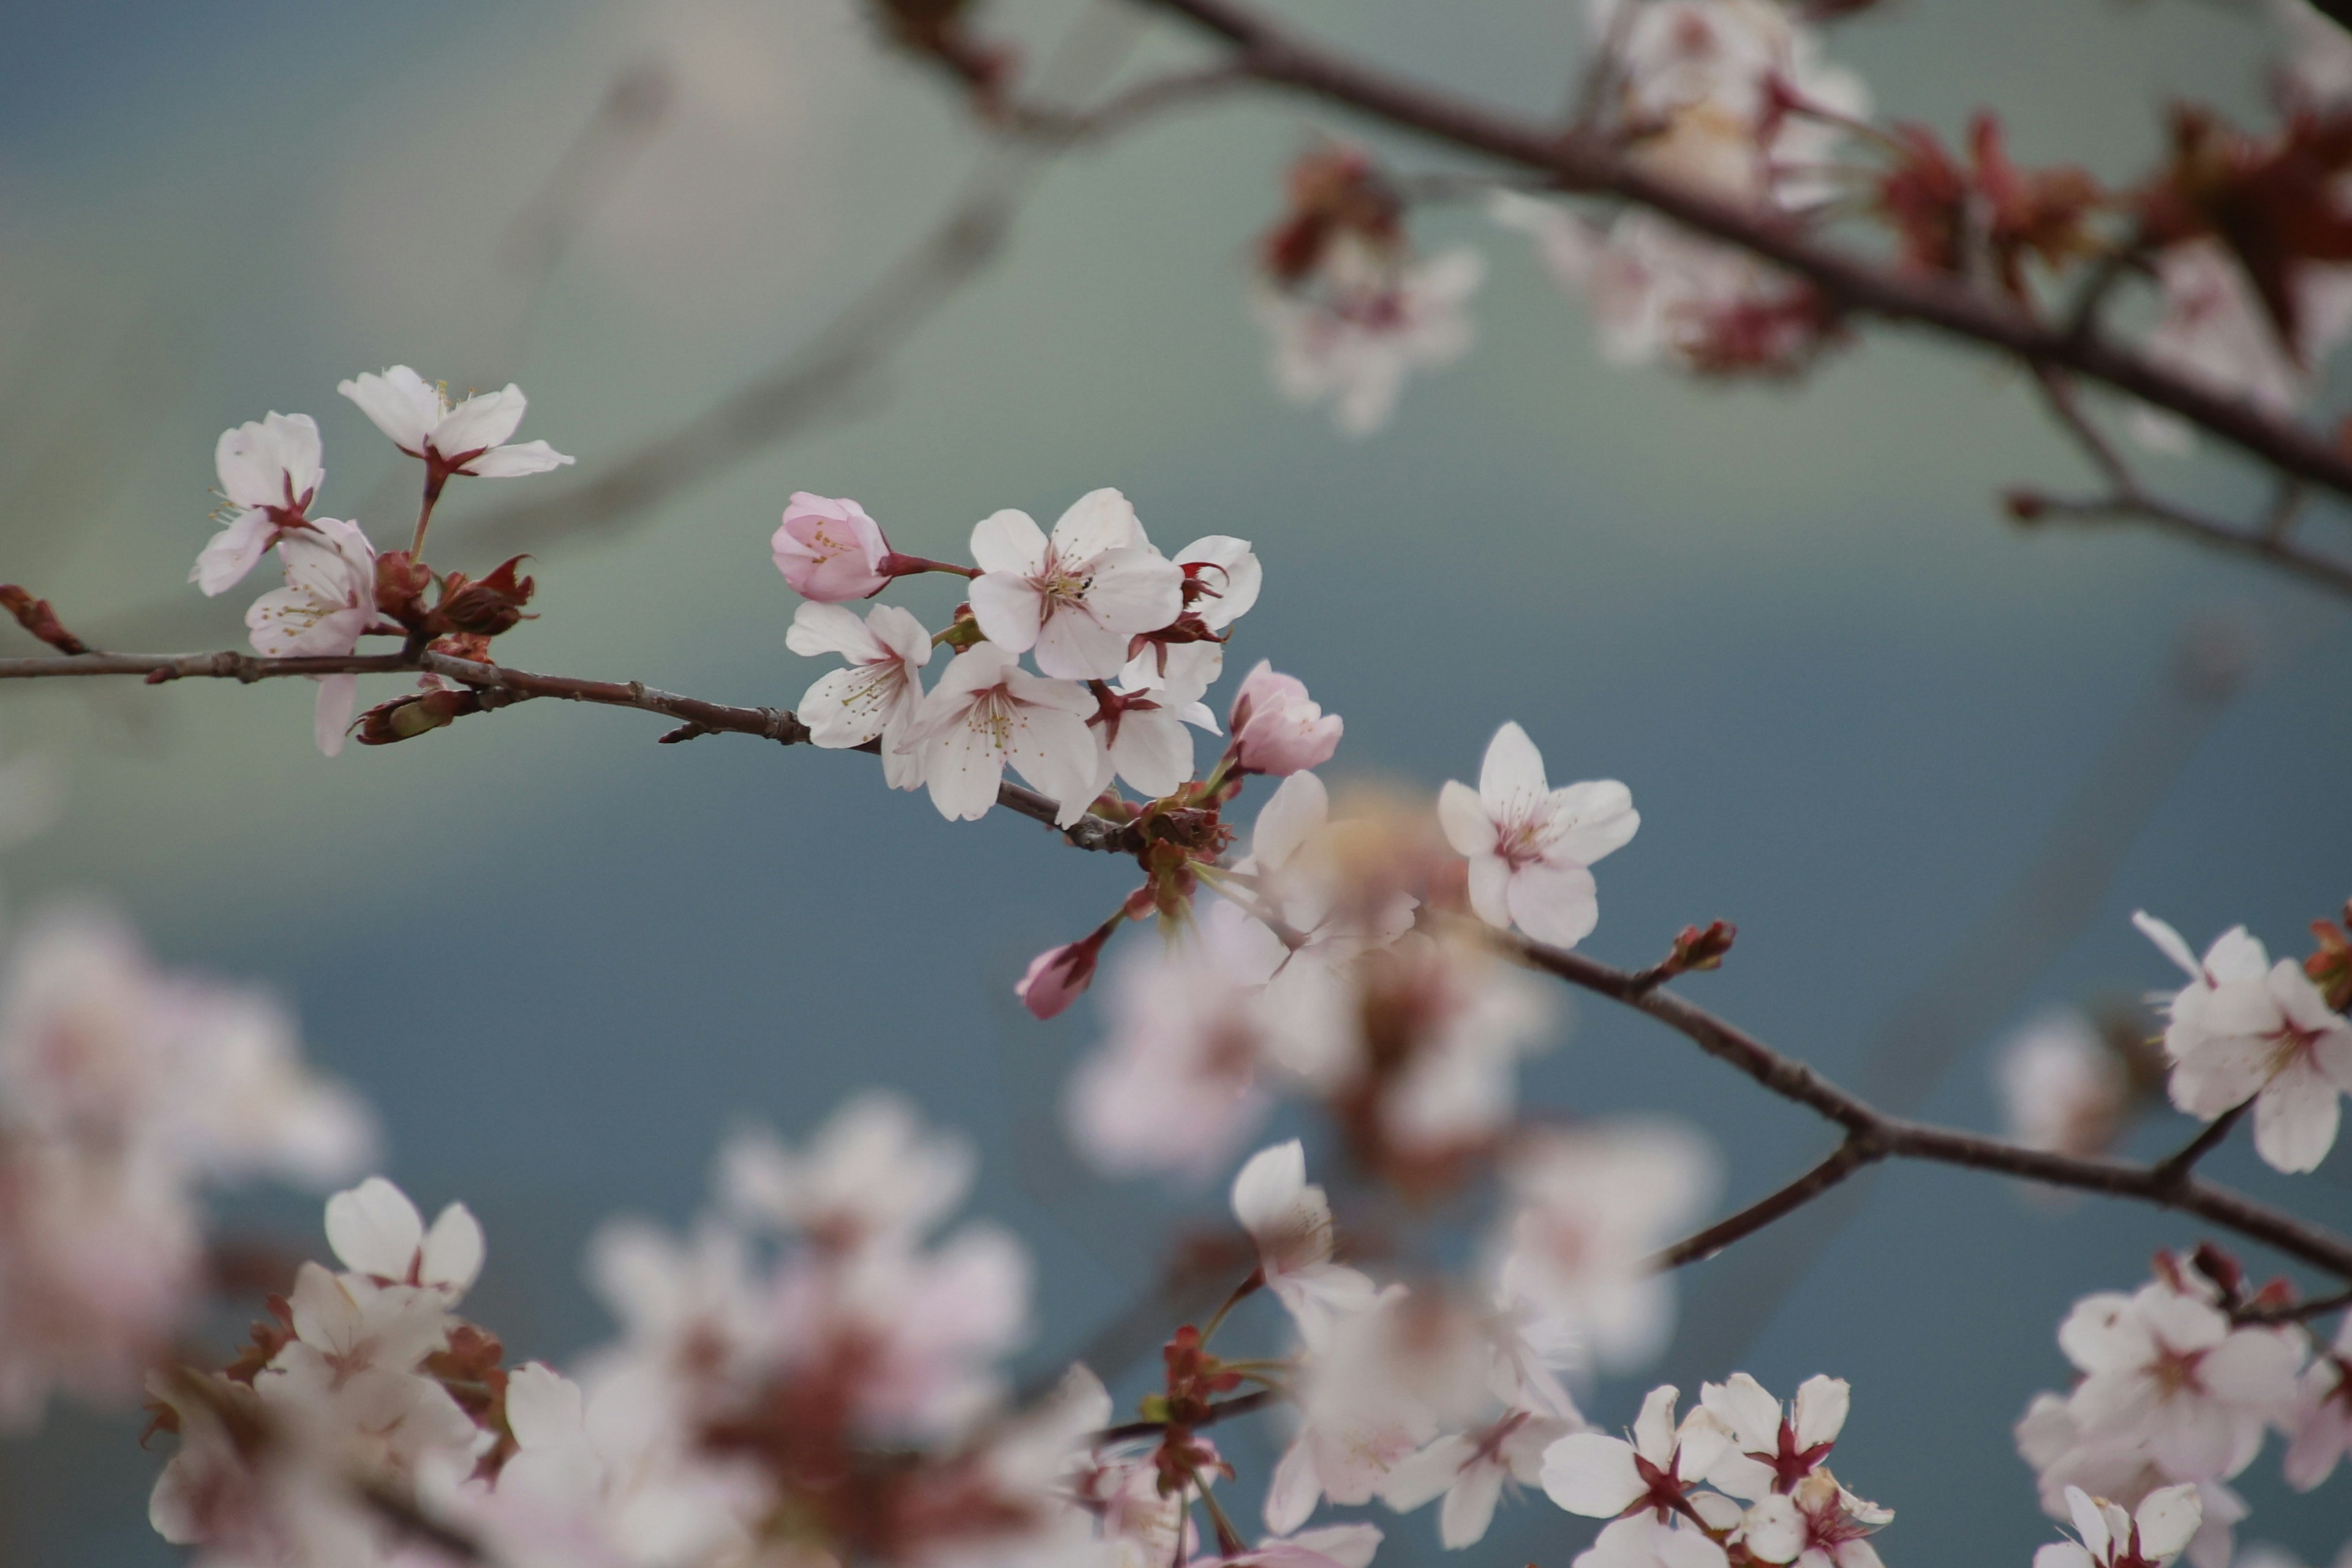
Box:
[1,0,2348,1562]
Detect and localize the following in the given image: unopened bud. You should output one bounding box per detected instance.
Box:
[374,551,434,624]
[1015,926,1112,1020]
[2002,489,2048,523]
[355,689,480,745]
[432,556,535,637]
[1672,920,1737,973]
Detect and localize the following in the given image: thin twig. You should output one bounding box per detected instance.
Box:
[1094,1387,1281,1445]
[2013,492,2352,597]
[2150,1101,2251,1184]
[1651,1137,1884,1270]
[0,650,1139,853]
[2235,1283,2352,1325]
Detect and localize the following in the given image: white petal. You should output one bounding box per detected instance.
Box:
[1050,487,1144,559]
[1438,779,1496,858]
[1265,1435,1323,1535]
[970,508,1048,576]
[432,383,528,454]
[1548,780,1640,865]
[1252,772,1330,873]
[2135,911,2204,980]
[1507,861,1600,948]
[2135,1483,2204,1561]
[1109,709,1194,798]
[970,573,1046,654]
[1792,1376,1849,1449]
[325,1177,425,1278]
[2253,1064,2342,1174]
[1702,1374,1781,1451]
[1540,1432,1644,1517]
[1232,1140,1309,1235]
[337,366,441,453]
[785,601,884,662]
[192,513,276,596]
[314,673,358,758]
[1004,706,1107,824]
[1479,721,1549,809]
[1466,855,1514,931]
[1439,1460,1507,1547]
[420,1203,485,1293]
[1030,607,1133,680]
[1083,547,1186,635]
[461,439,572,477]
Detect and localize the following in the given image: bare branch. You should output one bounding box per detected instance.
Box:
[1651,1137,1883,1271]
[2150,1100,2252,1184]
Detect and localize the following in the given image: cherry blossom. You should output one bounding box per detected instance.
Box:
[967,489,1184,679]
[1017,926,1113,1021]
[1202,1523,1385,1568]
[1736,1468,1890,1568]
[1575,1513,1731,1568]
[1441,721,1638,949]
[1492,1120,1717,1373]
[1998,1009,2136,1159]
[772,492,896,603]
[322,1175,485,1299]
[195,412,324,595]
[1230,1140,1379,1348]
[1091,668,1216,801]
[2285,1312,2352,1490]
[1699,1373,1848,1501]
[337,366,574,483]
[2035,1483,2204,1568]
[786,600,933,788]
[900,641,1102,826]
[2128,243,2352,453]
[2016,1392,2249,1568]
[1255,245,1485,437]
[1382,1408,1578,1548]
[1540,1384,1734,1524]
[2135,912,2352,1173]
[717,1090,974,1250]
[1229,661,1343,776]
[2056,1279,2304,1481]
[244,516,379,756]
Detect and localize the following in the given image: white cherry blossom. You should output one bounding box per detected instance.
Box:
[1382,1408,1578,1547]
[2128,244,2352,453]
[717,1090,974,1251]
[1442,721,1637,949]
[786,601,933,789]
[2016,1391,2248,1568]
[2136,912,2352,1173]
[967,489,1184,679]
[2035,1483,2204,1568]
[1542,1384,1734,1521]
[322,1175,485,1299]
[195,412,323,595]
[1999,1010,2136,1159]
[1493,1120,1717,1373]
[245,516,378,756]
[2057,1280,2304,1480]
[1700,1373,1849,1501]
[337,366,574,481]
[1256,245,1484,437]
[900,641,1102,826]
[1202,1523,1385,1568]
[1231,1140,1379,1348]
[1737,1468,1889,1568]
[1576,1513,1730,1568]
[2285,1311,2352,1490]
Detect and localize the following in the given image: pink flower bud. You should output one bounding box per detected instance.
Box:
[1228,660,1342,776]
[772,493,892,602]
[1015,930,1109,1020]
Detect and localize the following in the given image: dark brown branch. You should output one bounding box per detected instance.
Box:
[1651,1137,1883,1270]
[2236,1283,2352,1325]
[2009,491,2352,596]
[0,650,1139,854]
[1103,0,2352,595]
[1093,1388,1280,1445]
[1488,925,2352,1282]
[2151,1100,2252,1184]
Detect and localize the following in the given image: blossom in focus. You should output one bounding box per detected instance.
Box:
[786,601,933,789]
[195,412,324,596]
[968,489,1184,679]
[2285,1311,2352,1490]
[337,366,574,482]
[1491,1120,1716,1373]
[1229,660,1343,776]
[1231,1140,1380,1349]
[2034,1483,2204,1568]
[2056,1279,2304,1481]
[1576,1513,1732,1568]
[2135,912,2352,1173]
[322,1174,485,1298]
[1997,1010,2137,1159]
[1700,1373,1849,1500]
[1738,1468,1891,1568]
[772,492,895,603]
[2015,1392,2248,1568]
[1441,721,1637,949]
[1382,1408,1578,1548]
[244,516,379,756]
[1542,1384,1734,1521]
[900,641,1102,826]
[1254,245,1485,437]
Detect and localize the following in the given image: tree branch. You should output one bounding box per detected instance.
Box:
[1093,1387,1281,1445]
[1651,1137,1884,1271]
[1487,924,2352,1282]
[0,649,1140,854]
[2150,1100,2252,1185]
[1073,0,2352,595]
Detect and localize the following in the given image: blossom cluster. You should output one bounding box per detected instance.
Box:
[195,368,572,754]
[0,905,370,1430]
[2016,1248,2348,1568]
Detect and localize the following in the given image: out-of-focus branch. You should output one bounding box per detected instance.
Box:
[1094,1387,1280,1444]
[0,649,1140,853]
[921,0,2352,597]
[1488,925,2352,1282]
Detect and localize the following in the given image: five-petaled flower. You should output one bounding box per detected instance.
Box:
[1441,721,1638,949]
[1229,1140,1379,1349]
[786,601,933,789]
[244,518,379,756]
[1541,1384,1733,1525]
[899,641,1101,826]
[968,489,1184,680]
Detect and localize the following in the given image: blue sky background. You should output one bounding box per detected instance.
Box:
[1,0,2348,1563]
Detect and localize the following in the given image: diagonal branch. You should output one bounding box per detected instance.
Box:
[1488,924,2352,1282]
[1025,0,2352,597]
[1651,1137,1883,1271]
